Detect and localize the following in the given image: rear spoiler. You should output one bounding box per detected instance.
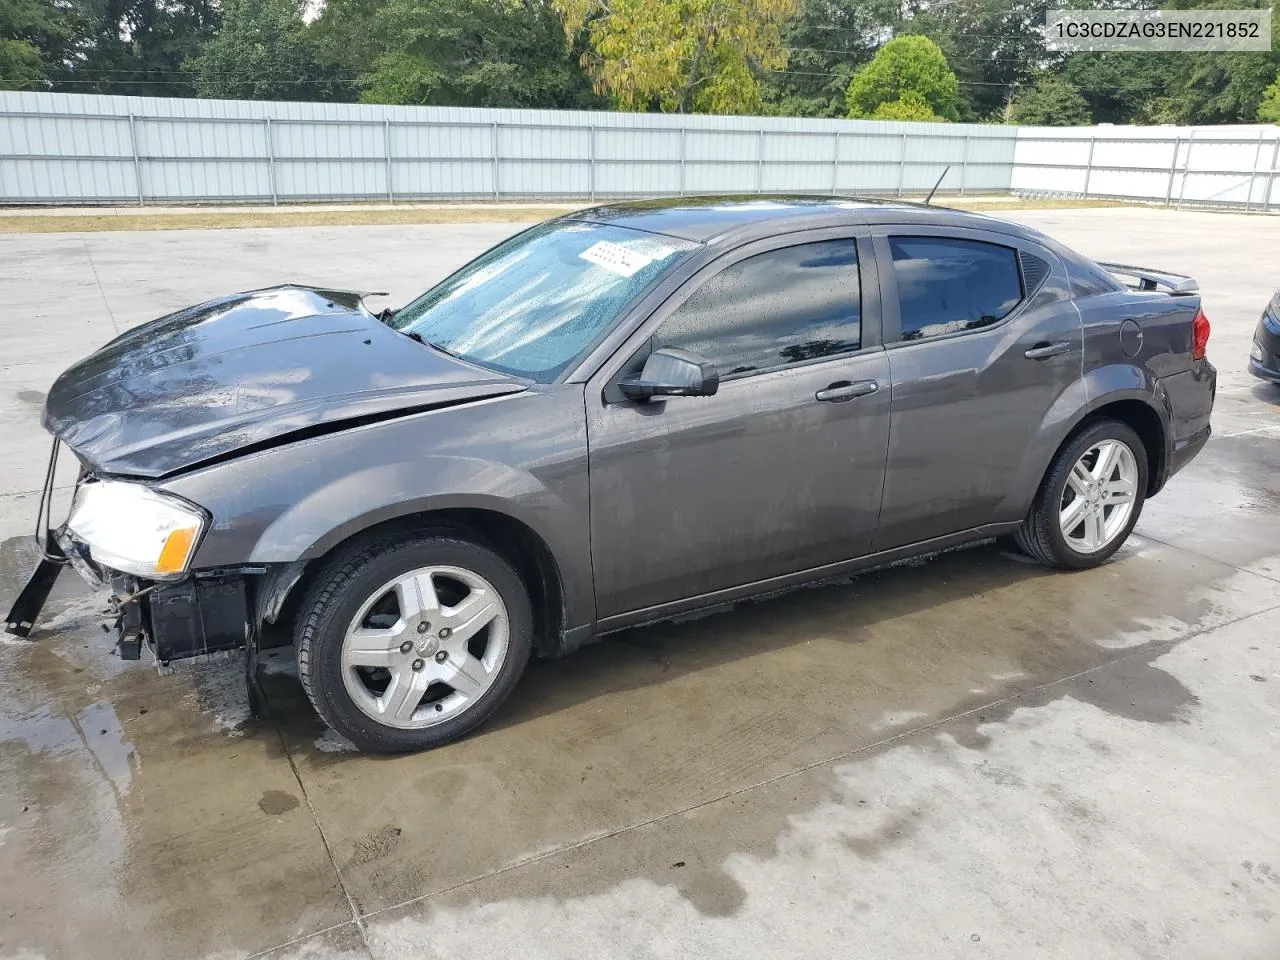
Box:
[1097,261,1198,295]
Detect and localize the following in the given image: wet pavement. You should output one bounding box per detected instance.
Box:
[1,208,1278,960]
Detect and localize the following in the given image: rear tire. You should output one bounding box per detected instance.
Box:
[295,532,533,753]
[1013,419,1148,569]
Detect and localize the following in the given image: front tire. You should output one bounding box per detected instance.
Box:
[1014,419,1148,569]
[295,532,534,753]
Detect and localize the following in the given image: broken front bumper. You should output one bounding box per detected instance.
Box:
[5,531,253,663]
[3,440,255,662]
[112,571,251,662]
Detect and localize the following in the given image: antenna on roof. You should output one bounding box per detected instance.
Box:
[924,166,950,206]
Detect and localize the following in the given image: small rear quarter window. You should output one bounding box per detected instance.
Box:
[889,236,1023,342]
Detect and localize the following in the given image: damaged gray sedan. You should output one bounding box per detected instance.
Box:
[5,197,1216,753]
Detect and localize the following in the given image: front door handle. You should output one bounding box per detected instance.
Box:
[815,379,879,403]
[1024,341,1073,360]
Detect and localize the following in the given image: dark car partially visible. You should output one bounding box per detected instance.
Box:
[1250,290,1280,383]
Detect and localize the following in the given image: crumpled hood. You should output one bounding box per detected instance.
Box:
[44,285,527,478]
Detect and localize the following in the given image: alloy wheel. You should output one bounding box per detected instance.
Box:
[1058,439,1139,553]
[340,565,510,729]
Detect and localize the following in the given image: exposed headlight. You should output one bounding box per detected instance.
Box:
[67,480,207,579]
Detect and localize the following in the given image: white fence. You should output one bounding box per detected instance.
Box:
[1,91,1277,210]
[1013,126,1280,210]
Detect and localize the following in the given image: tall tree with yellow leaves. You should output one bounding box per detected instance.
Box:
[553,0,800,113]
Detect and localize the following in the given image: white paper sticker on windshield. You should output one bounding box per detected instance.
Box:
[579,240,657,278]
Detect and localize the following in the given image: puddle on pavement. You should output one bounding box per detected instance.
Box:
[269,531,1280,923]
[0,533,333,960]
[74,700,138,800]
[1139,430,1280,575]
[365,608,1280,954]
[378,634,1279,958]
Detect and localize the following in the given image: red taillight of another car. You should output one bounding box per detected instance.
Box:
[1192,307,1210,361]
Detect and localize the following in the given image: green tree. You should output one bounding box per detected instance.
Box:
[1,0,72,90]
[897,0,1062,121]
[870,91,942,121]
[1260,71,1280,122]
[1009,75,1091,126]
[846,35,959,121]
[1151,0,1280,123]
[1177,53,1280,123]
[1063,53,1180,125]
[553,0,801,113]
[309,0,386,88]
[65,0,219,97]
[1060,4,1277,127]
[761,0,898,117]
[0,38,44,89]
[356,0,599,107]
[185,0,343,100]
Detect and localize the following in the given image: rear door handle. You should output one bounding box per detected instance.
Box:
[815,379,879,403]
[1024,341,1073,360]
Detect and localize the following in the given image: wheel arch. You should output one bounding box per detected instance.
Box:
[1036,391,1170,504]
[264,505,569,659]
[1073,397,1167,496]
[1053,360,1174,499]
[1003,370,1173,525]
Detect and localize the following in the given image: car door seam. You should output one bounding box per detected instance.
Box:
[868,349,894,554]
[1070,296,1090,404]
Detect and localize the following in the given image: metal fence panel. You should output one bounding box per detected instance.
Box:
[393,159,492,198]
[0,91,1018,204]
[392,123,488,160]
[276,158,383,200]
[595,160,681,196]
[145,158,269,201]
[1011,126,1280,208]
[2,90,1275,210]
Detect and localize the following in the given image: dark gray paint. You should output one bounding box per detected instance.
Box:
[869,225,1085,549]
[38,197,1216,656]
[44,285,527,478]
[163,386,597,630]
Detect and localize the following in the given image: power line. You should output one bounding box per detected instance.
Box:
[795,23,1066,39]
[763,68,1015,86]
[14,69,1022,89]
[786,45,1055,62]
[14,76,353,85]
[30,51,1055,85]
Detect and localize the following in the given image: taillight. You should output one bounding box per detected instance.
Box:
[1192,307,1210,361]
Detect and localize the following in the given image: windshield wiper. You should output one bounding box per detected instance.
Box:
[398,327,466,362]
[423,338,466,361]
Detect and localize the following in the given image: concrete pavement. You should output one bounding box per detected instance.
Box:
[0,207,1278,960]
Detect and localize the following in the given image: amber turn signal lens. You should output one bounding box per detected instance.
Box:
[156,526,199,574]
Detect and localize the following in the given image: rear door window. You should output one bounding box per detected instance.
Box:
[889,236,1023,342]
[654,239,861,378]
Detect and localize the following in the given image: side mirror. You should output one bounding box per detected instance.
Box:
[619,347,720,402]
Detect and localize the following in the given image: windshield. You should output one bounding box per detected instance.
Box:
[392,221,698,382]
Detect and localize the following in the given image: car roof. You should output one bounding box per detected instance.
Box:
[564,194,1024,244]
